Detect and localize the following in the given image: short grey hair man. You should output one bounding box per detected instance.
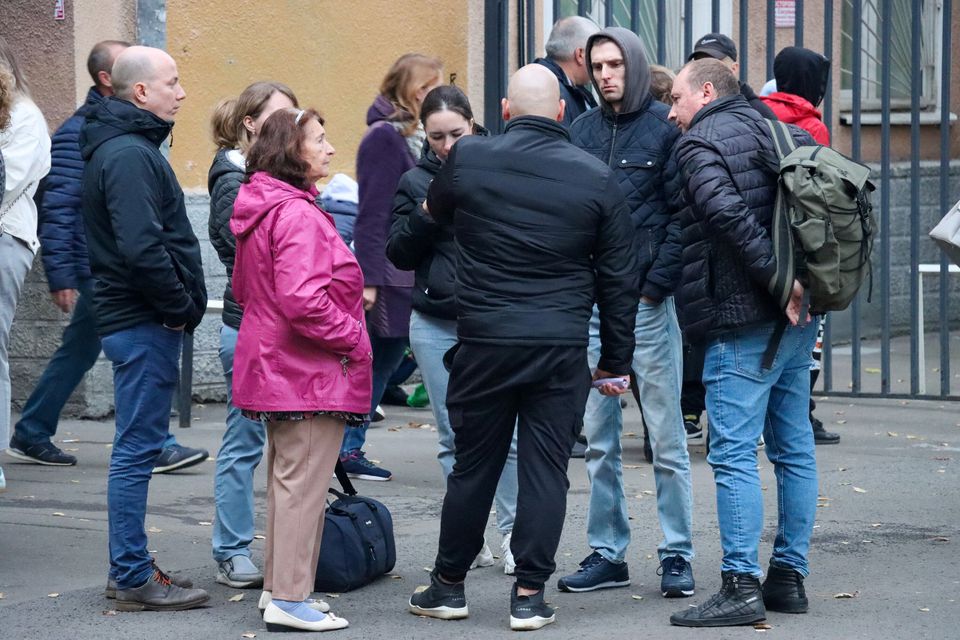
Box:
[536,16,600,125]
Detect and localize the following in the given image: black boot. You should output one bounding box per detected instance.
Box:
[762,563,809,613]
[811,415,840,445]
[669,572,765,627]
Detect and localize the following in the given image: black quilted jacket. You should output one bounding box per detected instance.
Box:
[207,148,245,330]
[570,99,682,301]
[674,95,812,341]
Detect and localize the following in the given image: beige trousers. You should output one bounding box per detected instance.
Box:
[263,415,343,601]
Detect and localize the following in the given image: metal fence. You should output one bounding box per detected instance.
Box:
[486,0,958,399]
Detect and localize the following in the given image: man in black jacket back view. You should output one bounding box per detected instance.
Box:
[407,64,639,631]
[80,46,209,613]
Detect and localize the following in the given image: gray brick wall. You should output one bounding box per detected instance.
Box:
[9,163,960,417]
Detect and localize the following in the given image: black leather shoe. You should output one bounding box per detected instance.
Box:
[762,563,809,613]
[811,416,840,444]
[670,572,765,627]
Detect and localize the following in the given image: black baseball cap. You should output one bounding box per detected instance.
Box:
[688,33,738,62]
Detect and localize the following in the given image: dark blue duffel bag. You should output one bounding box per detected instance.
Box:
[314,461,396,592]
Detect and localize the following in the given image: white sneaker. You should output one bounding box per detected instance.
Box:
[501,533,515,575]
[258,590,330,613]
[469,540,495,569]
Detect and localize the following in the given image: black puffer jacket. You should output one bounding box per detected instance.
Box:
[385,146,454,319]
[674,95,812,341]
[427,116,639,374]
[80,97,206,335]
[534,57,598,127]
[207,148,245,330]
[570,27,682,302]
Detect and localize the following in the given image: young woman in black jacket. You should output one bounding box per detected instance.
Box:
[385,85,518,574]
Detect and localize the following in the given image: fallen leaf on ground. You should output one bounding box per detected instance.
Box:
[839,481,851,486]
[623,432,637,437]
[70,480,80,484]
[52,512,65,517]
[147,527,162,533]
[65,448,79,452]
[919,607,930,612]
[390,574,403,580]
[102,609,118,616]
[834,592,858,599]
[228,594,244,602]
[938,469,947,474]
[931,536,950,542]
[241,634,256,639]
[198,521,212,526]
[836,420,847,425]
[423,567,432,572]
[0,593,4,599]
[838,467,848,471]
[631,595,643,600]
[754,623,773,630]
[254,535,265,540]
[906,435,918,440]
[642,490,654,496]
[865,367,881,374]
[871,523,882,527]
[623,464,642,469]
[48,593,60,598]
[325,593,340,598]
[853,487,867,493]
[861,540,873,543]
[387,427,400,432]
[413,586,428,594]
[62,438,79,443]
[887,432,899,437]
[933,456,952,461]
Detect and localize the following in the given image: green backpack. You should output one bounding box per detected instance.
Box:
[765,120,876,315]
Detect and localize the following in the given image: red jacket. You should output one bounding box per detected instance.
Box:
[760,92,830,146]
[230,171,373,413]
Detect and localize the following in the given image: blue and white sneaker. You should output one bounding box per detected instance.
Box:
[152,444,209,474]
[340,450,392,481]
[556,551,630,592]
[660,555,695,597]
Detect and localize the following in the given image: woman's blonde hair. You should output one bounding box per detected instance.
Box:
[210,81,299,152]
[380,53,443,136]
[0,36,29,99]
[0,64,15,131]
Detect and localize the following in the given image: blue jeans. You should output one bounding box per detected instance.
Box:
[0,234,34,448]
[340,334,407,455]
[583,299,694,563]
[14,279,176,449]
[212,325,266,562]
[704,319,819,577]
[102,322,182,589]
[408,310,518,534]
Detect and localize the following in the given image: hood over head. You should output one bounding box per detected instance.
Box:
[773,46,830,107]
[230,171,320,240]
[585,27,651,115]
[79,96,172,160]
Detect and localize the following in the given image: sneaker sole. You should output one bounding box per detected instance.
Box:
[670,612,765,628]
[152,452,208,474]
[662,587,696,598]
[5,447,76,466]
[115,593,210,612]
[557,579,630,593]
[345,472,392,482]
[510,613,555,631]
[215,572,264,589]
[408,600,469,620]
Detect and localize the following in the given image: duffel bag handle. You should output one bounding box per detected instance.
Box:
[333,459,358,497]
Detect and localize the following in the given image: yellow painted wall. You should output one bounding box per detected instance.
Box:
[167,0,472,190]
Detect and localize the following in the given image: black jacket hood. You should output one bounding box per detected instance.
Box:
[585,27,651,116]
[79,97,172,160]
[773,46,831,108]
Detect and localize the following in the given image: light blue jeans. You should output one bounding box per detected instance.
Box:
[0,234,33,449]
[583,299,694,563]
[212,325,266,563]
[704,319,819,577]
[408,310,517,534]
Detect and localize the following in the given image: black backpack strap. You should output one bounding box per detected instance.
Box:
[333,459,358,497]
[765,120,798,158]
[762,321,787,371]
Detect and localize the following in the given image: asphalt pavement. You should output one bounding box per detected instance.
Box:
[1,389,958,639]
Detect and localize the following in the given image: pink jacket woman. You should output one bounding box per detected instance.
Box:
[230,171,372,414]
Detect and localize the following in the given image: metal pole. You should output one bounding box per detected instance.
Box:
[527,0,537,63]
[605,0,614,26]
[684,0,694,60]
[484,0,509,134]
[578,0,591,17]
[908,0,922,394]
[656,0,666,64]
[821,0,833,392]
[880,0,892,394]
[940,0,953,396]
[712,0,720,32]
[766,0,775,80]
[851,0,863,393]
[738,0,749,83]
[518,0,526,67]
[553,0,561,21]
[795,0,804,46]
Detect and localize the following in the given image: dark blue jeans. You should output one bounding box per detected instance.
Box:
[13,280,176,450]
[340,334,407,455]
[101,323,182,589]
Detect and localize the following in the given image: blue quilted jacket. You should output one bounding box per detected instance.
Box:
[38,87,103,291]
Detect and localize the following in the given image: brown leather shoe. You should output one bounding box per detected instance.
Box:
[105,561,193,598]
[114,568,209,612]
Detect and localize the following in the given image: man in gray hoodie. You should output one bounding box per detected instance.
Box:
[559,27,695,599]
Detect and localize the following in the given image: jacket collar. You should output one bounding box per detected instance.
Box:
[688,94,751,130]
[503,115,570,141]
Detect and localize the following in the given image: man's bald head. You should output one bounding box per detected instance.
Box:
[110,46,186,121]
[501,64,565,122]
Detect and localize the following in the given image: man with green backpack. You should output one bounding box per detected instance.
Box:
[666,57,874,628]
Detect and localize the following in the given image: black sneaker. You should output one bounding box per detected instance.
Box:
[670,572,765,627]
[570,435,587,459]
[408,570,468,620]
[683,416,703,441]
[811,415,840,445]
[115,567,209,611]
[762,562,808,613]
[557,551,630,592]
[152,445,209,474]
[510,584,555,631]
[6,437,77,466]
[659,555,695,598]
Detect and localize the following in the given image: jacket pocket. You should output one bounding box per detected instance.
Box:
[615,152,660,172]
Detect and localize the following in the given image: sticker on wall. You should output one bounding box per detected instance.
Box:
[775,0,795,28]
[54,0,65,20]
